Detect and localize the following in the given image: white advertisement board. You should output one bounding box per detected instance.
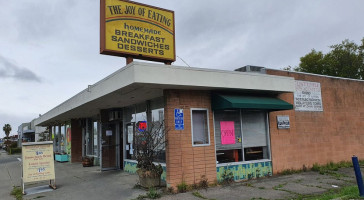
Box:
[294,80,323,112]
[22,142,55,183]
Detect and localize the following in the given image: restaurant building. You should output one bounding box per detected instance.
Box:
[34,61,364,188]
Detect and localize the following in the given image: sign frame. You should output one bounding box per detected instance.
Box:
[294,80,323,112]
[21,141,56,194]
[174,108,184,130]
[100,0,176,63]
[277,115,290,129]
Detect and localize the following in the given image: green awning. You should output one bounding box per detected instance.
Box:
[212,94,293,111]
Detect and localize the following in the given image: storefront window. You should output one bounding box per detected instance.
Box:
[125,103,147,160]
[214,110,270,164]
[151,97,165,163]
[125,105,136,160]
[93,121,98,156]
[66,123,71,156]
[55,126,59,152]
[242,111,269,161]
[86,119,93,156]
[191,109,210,146]
[85,119,98,157]
[214,110,243,163]
[60,125,66,153]
[124,97,166,163]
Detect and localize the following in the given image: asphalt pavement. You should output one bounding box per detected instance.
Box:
[0,149,362,200]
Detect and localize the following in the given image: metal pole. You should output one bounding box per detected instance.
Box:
[352,155,364,197]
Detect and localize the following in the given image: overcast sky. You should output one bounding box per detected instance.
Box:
[0,0,363,137]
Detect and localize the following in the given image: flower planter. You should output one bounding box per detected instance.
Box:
[137,169,161,188]
[82,157,94,167]
[55,154,69,162]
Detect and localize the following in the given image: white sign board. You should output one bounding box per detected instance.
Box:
[294,80,323,111]
[106,130,112,136]
[277,115,290,129]
[127,125,133,143]
[22,142,55,183]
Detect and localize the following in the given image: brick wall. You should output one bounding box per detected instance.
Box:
[267,69,364,173]
[71,119,83,163]
[164,90,217,188]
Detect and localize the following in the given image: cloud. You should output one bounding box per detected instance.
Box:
[0,55,42,82]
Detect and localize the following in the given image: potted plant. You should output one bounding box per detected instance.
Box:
[134,121,167,188]
[82,156,94,167]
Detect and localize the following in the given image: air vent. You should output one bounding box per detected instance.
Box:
[235,65,266,74]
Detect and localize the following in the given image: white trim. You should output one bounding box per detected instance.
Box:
[22,141,53,146]
[35,62,294,126]
[266,113,272,160]
[212,111,217,163]
[123,159,167,167]
[191,108,211,147]
[216,159,271,167]
[240,109,245,161]
[269,68,364,82]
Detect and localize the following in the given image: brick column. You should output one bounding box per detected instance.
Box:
[71,119,83,163]
[164,90,217,188]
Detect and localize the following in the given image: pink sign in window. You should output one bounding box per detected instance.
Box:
[220,121,236,145]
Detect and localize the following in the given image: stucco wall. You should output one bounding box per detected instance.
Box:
[267,69,364,173]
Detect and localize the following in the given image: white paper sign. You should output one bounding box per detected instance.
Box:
[127,126,133,143]
[294,80,323,111]
[277,115,290,129]
[129,143,133,155]
[126,145,129,150]
[106,130,112,136]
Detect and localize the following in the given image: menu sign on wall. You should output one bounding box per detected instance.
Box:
[294,80,323,112]
[22,142,55,183]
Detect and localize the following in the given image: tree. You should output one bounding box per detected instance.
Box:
[3,124,11,138]
[134,120,167,188]
[294,38,364,79]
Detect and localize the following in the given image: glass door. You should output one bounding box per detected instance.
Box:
[101,122,120,170]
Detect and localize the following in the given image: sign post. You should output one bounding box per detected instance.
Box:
[22,141,56,194]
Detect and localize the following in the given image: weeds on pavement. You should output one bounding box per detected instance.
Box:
[10,186,22,200]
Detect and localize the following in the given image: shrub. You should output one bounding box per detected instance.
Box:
[10,186,22,200]
[146,187,160,199]
[177,181,188,193]
[219,168,234,185]
[199,175,209,189]
[9,148,22,154]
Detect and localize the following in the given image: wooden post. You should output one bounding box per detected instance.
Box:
[126,57,133,65]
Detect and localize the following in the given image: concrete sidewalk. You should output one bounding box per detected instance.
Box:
[0,150,22,200]
[0,149,362,200]
[159,168,358,200]
[0,150,145,200]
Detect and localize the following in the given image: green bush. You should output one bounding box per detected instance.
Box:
[311,161,353,175]
[9,148,22,154]
[146,187,160,199]
[10,186,22,200]
[177,181,188,193]
[10,141,18,148]
[219,168,234,185]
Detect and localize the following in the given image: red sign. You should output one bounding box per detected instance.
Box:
[138,121,147,132]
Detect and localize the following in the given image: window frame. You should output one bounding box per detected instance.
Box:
[191,108,211,147]
[213,109,272,165]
